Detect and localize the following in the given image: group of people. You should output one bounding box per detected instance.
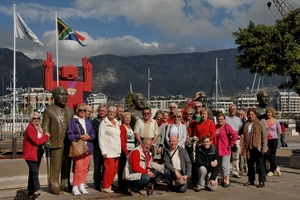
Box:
[21,87,285,198]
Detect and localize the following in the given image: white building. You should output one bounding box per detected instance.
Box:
[86,92,108,113]
[149,95,188,110]
[273,92,300,117]
[234,93,257,110]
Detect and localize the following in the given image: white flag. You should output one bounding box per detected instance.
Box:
[15,12,44,46]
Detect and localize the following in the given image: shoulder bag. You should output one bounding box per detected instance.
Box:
[69,124,89,157]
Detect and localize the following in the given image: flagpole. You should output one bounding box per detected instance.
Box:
[55,12,59,86]
[12,4,17,159]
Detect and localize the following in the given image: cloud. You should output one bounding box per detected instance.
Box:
[0,0,296,65]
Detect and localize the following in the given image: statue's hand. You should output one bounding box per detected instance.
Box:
[44,139,51,151]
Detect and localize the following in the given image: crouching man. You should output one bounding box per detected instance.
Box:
[164,136,192,193]
[123,138,155,196]
[195,135,220,192]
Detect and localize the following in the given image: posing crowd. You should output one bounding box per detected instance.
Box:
[21,88,284,198]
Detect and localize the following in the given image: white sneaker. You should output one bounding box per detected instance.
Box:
[79,183,89,195]
[275,167,281,176]
[102,187,114,193]
[72,186,81,196]
[267,172,274,176]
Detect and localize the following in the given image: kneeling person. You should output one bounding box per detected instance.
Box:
[164,136,192,193]
[195,135,220,192]
[123,138,155,196]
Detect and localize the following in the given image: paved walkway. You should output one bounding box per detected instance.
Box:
[1,148,300,200]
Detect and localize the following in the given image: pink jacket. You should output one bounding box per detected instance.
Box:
[215,123,238,156]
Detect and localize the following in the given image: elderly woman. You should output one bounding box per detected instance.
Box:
[118,112,134,188]
[165,111,187,148]
[22,112,50,199]
[261,107,282,176]
[215,113,238,188]
[67,104,95,196]
[189,107,216,145]
[153,110,164,127]
[240,108,268,188]
[99,106,121,193]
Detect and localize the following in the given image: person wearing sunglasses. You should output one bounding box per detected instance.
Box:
[67,103,95,196]
[165,111,187,148]
[22,112,50,199]
[134,107,159,146]
[168,103,178,124]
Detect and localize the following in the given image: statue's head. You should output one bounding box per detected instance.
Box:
[132,93,145,110]
[256,91,269,107]
[197,91,208,107]
[52,86,68,108]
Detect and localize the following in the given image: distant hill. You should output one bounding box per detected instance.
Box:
[0,48,283,99]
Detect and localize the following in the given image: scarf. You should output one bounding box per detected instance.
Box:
[241,118,261,159]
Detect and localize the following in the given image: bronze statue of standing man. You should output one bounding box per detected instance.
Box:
[42,86,74,195]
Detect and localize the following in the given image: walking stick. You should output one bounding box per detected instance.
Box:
[45,139,51,192]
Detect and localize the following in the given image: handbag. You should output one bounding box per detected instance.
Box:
[69,124,89,157]
[225,124,238,152]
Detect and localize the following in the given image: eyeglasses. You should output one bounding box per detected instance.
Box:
[78,109,86,112]
[170,107,176,109]
[143,112,151,115]
[185,113,193,115]
[32,117,40,120]
[174,116,181,118]
[195,106,202,108]
[87,110,92,113]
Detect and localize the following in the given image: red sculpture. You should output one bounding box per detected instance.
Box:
[43,52,92,110]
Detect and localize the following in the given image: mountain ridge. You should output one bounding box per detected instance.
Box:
[0,48,282,99]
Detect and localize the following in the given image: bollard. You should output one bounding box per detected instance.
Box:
[12,133,17,159]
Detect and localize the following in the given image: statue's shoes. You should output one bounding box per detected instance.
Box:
[51,187,63,195]
[61,185,72,193]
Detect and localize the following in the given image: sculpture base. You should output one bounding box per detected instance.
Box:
[290,155,300,169]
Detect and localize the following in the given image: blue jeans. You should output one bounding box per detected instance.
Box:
[280,134,288,147]
[128,174,150,192]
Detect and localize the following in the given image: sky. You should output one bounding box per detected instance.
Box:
[0,0,298,66]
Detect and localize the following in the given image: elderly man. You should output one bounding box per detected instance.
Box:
[192,101,203,122]
[226,104,243,178]
[195,135,220,192]
[91,105,107,191]
[134,107,159,146]
[164,136,192,193]
[116,105,124,123]
[123,138,155,197]
[42,86,74,195]
[168,103,178,124]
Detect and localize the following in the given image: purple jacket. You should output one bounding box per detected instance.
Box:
[67,117,95,154]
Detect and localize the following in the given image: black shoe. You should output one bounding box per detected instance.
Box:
[194,187,202,192]
[257,182,265,188]
[28,193,41,200]
[166,186,175,192]
[222,182,230,188]
[244,181,254,186]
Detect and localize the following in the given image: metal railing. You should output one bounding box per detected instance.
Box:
[0,115,31,142]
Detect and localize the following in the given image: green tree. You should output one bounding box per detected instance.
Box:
[232,8,300,95]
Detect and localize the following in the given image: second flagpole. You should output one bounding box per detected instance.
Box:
[55,12,59,86]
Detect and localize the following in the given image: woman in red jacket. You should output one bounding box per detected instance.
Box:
[189,107,216,145]
[22,112,50,199]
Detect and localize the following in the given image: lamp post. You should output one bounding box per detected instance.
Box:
[246,87,250,109]
[147,68,152,103]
